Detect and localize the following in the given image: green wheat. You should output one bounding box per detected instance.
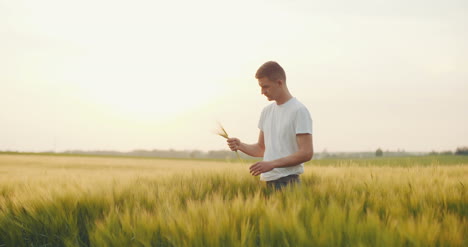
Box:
[0,154,467,247]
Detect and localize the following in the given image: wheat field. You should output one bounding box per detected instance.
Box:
[0,154,467,247]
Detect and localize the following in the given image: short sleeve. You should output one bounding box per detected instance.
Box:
[258,108,266,131]
[295,107,312,134]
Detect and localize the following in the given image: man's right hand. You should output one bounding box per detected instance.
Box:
[227,138,241,151]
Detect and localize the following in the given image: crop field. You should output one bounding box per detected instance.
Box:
[0,154,467,247]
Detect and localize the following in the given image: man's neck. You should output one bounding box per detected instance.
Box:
[275,93,293,105]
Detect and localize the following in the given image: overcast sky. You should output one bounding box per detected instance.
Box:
[1,0,467,153]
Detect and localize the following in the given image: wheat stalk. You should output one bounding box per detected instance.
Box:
[215,123,243,164]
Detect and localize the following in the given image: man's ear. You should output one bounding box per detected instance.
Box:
[277,79,284,87]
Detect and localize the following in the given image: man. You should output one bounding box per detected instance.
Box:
[227,61,313,190]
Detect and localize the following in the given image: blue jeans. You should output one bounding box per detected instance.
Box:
[266,174,300,190]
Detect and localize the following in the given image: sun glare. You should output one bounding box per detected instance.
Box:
[76,75,226,121]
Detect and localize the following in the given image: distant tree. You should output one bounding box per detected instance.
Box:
[455,147,468,155]
[321,148,329,158]
[375,148,383,157]
[190,150,202,159]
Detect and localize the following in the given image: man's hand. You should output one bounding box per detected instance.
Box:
[227,138,241,151]
[249,161,275,176]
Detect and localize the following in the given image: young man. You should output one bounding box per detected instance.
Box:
[227,61,313,190]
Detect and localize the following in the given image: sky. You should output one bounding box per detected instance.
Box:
[1,0,467,153]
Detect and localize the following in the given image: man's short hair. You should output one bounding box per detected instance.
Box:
[255,61,286,82]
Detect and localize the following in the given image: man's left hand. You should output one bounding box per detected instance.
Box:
[249,161,275,176]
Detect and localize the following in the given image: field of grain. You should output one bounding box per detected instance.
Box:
[0,154,467,247]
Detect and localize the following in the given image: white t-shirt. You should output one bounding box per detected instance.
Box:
[258,97,312,181]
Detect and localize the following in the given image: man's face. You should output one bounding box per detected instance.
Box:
[258,77,281,101]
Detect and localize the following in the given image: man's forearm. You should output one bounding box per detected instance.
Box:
[270,150,313,168]
[239,143,264,157]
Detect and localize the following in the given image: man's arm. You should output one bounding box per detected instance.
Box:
[249,134,313,176]
[227,131,265,157]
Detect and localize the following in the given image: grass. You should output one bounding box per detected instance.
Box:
[312,155,468,167]
[0,154,467,246]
